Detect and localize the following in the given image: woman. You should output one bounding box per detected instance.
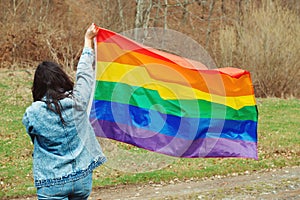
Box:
[22,23,106,200]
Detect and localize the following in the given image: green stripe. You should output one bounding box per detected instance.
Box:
[94,81,258,121]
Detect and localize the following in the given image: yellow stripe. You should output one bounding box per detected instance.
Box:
[96,62,256,109]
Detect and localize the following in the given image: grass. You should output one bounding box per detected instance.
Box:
[0,69,299,198]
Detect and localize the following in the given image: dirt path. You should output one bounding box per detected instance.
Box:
[13,166,300,200]
[89,166,300,200]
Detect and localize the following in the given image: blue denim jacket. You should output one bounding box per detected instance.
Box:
[22,47,106,188]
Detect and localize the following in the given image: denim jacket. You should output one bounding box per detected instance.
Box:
[22,47,106,188]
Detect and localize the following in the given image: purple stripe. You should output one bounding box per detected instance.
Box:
[90,118,258,159]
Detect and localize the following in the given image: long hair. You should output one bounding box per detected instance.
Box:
[32,61,74,125]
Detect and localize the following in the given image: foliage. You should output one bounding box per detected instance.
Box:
[0,0,299,97]
[216,1,300,97]
[0,69,299,198]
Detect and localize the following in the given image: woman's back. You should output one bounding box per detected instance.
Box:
[22,24,106,199]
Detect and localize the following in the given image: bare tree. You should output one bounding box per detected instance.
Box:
[117,0,126,31]
[163,0,168,30]
[205,0,215,49]
[134,0,153,40]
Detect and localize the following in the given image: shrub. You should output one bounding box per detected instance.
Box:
[217,1,300,98]
[0,0,94,69]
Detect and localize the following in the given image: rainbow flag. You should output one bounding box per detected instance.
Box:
[89,28,258,159]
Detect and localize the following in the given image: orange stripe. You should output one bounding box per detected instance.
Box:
[96,42,254,96]
[96,28,184,66]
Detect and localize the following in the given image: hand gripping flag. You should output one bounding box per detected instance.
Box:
[89,27,258,159]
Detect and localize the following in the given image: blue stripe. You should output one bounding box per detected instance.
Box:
[90,100,257,142]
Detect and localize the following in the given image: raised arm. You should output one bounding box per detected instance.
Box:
[72,23,99,110]
[84,23,99,48]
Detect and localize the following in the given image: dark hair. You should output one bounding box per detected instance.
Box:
[32,61,74,125]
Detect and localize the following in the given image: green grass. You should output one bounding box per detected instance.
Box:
[0,69,299,198]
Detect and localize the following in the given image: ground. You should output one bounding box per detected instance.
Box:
[13,166,300,200]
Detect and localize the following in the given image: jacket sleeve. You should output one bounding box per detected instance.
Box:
[72,47,95,111]
[22,109,36,144]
